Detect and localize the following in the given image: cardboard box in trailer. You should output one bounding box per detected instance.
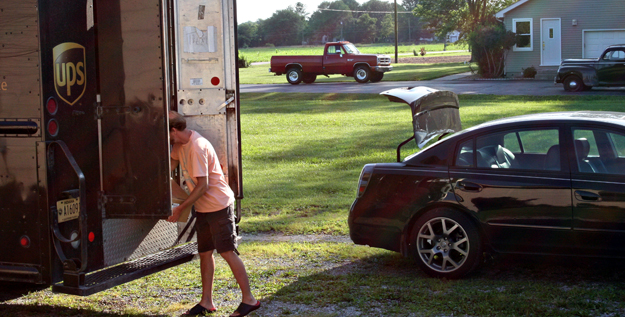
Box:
[0,0,242,295]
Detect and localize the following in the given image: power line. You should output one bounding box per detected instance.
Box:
[319,8,414,14]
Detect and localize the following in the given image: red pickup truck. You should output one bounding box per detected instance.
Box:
[269,41,393,84]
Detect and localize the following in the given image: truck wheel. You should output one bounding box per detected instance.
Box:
[370,72,384,83]
[286,68,302,85]
[563,75,585,92]
[303,73,317,84]
[354,66,371,83]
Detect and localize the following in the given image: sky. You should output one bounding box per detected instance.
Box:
[236,0,373,23]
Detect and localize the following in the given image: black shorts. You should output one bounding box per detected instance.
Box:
[195,204,238,254]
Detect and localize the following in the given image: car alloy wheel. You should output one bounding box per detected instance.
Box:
[411,208,481,278]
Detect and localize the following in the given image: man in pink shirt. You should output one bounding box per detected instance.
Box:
[168,111,260,317]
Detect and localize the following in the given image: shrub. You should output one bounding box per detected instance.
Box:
[413,49,418,56]
[522,66,537,78]
[467,22,516,78]
[238,55,251,68]
[420,47,426,56]
[265,43,275,47]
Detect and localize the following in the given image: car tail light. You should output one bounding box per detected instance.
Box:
[356,164,375,198]
[88,232,95,242]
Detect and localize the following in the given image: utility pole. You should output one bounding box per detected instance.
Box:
[394,0,398,63]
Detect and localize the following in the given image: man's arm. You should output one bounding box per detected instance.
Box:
[167,176,208,222]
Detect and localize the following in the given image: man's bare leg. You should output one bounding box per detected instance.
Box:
[220,251,256,306]
[198,250,217,310]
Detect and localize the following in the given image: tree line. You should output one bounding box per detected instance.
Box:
[237,0,423,48]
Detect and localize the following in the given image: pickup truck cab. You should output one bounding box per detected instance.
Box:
[555,44,625,92]
[270,41,393,84]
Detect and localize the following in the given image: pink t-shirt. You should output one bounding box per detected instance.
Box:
[171,130,234,213]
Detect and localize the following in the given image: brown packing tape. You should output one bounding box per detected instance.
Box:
[171,179,193,222]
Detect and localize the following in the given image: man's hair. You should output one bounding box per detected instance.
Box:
[169,111,186,131]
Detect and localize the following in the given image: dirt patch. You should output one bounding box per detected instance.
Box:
[399,55,471,64]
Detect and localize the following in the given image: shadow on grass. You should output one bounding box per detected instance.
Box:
[0,304,165,317]
[258,250,625,316]
[0,282,48,302]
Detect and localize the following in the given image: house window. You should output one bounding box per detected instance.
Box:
[513,18,533,51]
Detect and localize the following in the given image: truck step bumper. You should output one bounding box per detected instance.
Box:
[52,242,197,296]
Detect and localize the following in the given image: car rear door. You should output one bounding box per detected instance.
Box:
[569,125,625,254]
[450,124,574,254]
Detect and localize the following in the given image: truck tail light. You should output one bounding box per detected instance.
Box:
[356,164,375,198]
[20,235,30,248]
[47,119,59,136]
[46,97,58,115]
[211,77,220,86]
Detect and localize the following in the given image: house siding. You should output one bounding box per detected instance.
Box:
[502,0,625,78]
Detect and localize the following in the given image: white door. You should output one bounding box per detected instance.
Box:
[541,19,561,66]
[584,30,625,58]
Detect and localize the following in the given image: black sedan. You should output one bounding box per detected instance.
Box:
[349,87,625,278]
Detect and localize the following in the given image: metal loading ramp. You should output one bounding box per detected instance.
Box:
[52,242,198,296]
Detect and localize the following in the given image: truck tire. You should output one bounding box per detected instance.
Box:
[563,75,585,92]
[286,68,302,85]
[370,72,384,83]
[303,73,317,84]
[353,65,371,83]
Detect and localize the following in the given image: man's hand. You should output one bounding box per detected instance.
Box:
[167,205,184,222]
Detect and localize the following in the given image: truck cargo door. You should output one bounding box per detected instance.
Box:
[95,1,171,218]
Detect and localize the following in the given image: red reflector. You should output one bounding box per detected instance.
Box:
[47,119,59,136]
[88,232,95,242]
[211,77,220,86]
[46,97,58,115]
[20,236,30,248]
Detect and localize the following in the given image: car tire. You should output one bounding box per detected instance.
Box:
[353,65,371,83]
[370,72,384,83]
[563,75,585,92]
[286,68,302,85]
[303,73,317,84]
[409,208,482,279]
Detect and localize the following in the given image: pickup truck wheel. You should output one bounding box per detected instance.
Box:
[354,66,371,83]
[370,72,384,83]
[563,75,585,92]
[286,68,302,85]
[303,73,317,84]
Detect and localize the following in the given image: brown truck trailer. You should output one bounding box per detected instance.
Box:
[0,0,242,295]
[269,41,392,84]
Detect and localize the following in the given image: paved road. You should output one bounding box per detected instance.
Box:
[241,79,625,96]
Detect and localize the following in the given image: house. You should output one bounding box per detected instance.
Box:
[496,0,625,79]
[447,30,460,43]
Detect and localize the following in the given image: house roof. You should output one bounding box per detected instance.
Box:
[495,0,529,19]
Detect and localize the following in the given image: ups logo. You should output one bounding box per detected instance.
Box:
[53,43,86,106]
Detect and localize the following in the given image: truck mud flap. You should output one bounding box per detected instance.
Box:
[52,242,197,296]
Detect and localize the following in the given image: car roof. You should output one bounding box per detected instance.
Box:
[463,111,625,133]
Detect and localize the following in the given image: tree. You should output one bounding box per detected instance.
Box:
[467,22,516,77]
[378,14,394,42]
[237,21,259,48]
[261,8,306,46]
[354,14,377,43]
[414,0,515,41]
[306,1,352,43]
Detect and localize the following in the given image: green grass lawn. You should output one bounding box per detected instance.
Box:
[239,43,468,63]
[4,94,625,316]
[239,93,625,234]
[6,241,625,316]
[239,62,474,84]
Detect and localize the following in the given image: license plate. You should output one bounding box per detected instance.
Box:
[57,197,80,223]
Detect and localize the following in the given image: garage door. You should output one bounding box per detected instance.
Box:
[584,30,625,58]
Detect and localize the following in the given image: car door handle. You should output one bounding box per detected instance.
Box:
[574,190,601,201]
[456,181,482,192]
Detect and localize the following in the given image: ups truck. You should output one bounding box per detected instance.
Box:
[0,0,242,295]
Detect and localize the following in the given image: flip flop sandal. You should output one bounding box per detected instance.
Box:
[229,300,261,317]
[182,303,217,316]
